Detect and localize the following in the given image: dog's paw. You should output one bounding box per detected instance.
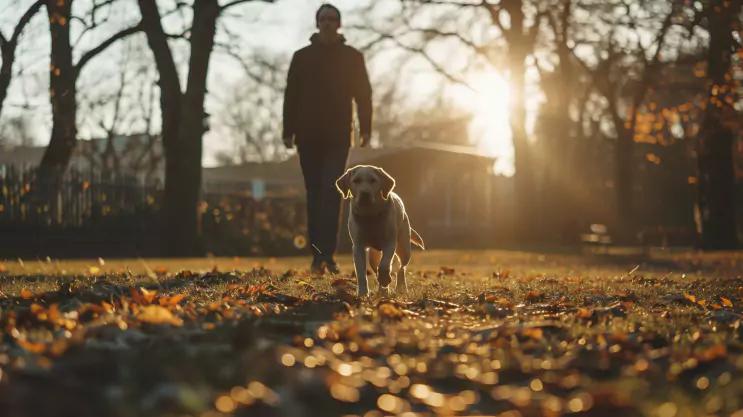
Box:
[377,286,392,299]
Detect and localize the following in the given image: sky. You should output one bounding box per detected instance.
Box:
[0,0,521,174]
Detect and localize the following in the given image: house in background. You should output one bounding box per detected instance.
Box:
[0,134,164,183]
[202,141,511,251]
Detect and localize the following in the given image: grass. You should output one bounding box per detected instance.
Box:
[0,249,742,417]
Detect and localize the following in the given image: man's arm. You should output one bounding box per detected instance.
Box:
[282,52,300,145]
[353,51,373,141]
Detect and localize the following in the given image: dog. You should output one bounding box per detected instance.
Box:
[335,165,425,297]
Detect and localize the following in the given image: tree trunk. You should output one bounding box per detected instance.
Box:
[615,125,635,243]
[607,101,637,245]
[138,0,184,256]
[162,0,219,256]
[509,52,538,245]
[37,0,76,190]
[696,0,741,251]
[139,0,219,256]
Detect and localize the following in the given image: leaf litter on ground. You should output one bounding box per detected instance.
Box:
[0,251,743,416]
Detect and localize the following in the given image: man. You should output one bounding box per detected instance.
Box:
[282,3,373,274]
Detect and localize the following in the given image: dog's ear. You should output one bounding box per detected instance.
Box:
[335,167,355,199]
[374,167,396,200]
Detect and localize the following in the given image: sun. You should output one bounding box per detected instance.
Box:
[450,70,514,176]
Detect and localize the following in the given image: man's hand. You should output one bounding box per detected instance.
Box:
[359,133,371,147]
[283,135,294,149]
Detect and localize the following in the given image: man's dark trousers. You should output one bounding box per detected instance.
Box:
[297,144,349,263]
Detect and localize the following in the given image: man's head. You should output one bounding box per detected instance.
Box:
[315,3,341,37]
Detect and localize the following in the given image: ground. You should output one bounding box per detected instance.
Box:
[0,249,743,417]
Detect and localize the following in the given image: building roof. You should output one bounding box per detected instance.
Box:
[202,142,497,188]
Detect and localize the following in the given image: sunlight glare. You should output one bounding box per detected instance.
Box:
[451,71,514,176]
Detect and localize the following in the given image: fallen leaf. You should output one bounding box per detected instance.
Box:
[21,288,33,299]
[378,302,404,319]
[521,327,543,340]
[168,294,187,305]
[136,305,184,326]
[440,266,456,275]
[576,307,593,319]
[331,278,351,289]
[17,339,47,354]
[140,288,157,304]
[525,291,543,302]
[721,297,733,307]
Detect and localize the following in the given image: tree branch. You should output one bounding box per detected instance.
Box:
[220,0,275,13]
[390,37,475,90]
[74,23,143,79]
[166,28,191,39]
[2,0,45,49]
[481,1,506,35]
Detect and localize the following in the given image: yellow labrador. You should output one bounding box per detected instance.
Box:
[335,165,425,297]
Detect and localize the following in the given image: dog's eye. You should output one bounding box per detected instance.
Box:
[352,178,361,183]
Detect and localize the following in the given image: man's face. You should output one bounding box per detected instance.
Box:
[316,7,340,35]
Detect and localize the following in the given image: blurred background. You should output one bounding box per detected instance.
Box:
[0,0,741,259]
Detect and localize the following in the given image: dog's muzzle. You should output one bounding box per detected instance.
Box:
[358,191,373,204]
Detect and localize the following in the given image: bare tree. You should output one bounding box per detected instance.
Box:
[36,0,143,193]
[0,0,45,121]
[695,0,742,250]
[214,52,289,164]
[137,0,277,256]
[571,0,693,241]
[76,35,163,182]
[351,0,550,243]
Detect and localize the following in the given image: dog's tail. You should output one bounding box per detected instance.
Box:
[410,228,425,250]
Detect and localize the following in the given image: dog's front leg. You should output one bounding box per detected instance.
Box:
[353,244,369,297]
[376,244,397,297]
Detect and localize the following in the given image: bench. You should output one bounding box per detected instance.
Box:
[580,223,612,254]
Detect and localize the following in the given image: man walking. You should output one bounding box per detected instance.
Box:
[282,3,373,274]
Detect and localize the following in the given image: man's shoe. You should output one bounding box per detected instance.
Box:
[310,258,325,275]
[325,259,340,274]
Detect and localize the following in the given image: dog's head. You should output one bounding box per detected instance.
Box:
[336,165,395,207]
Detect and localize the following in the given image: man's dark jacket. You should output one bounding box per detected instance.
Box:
[282,34,373,148]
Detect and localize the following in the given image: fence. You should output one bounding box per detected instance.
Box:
[0,165,308,258]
